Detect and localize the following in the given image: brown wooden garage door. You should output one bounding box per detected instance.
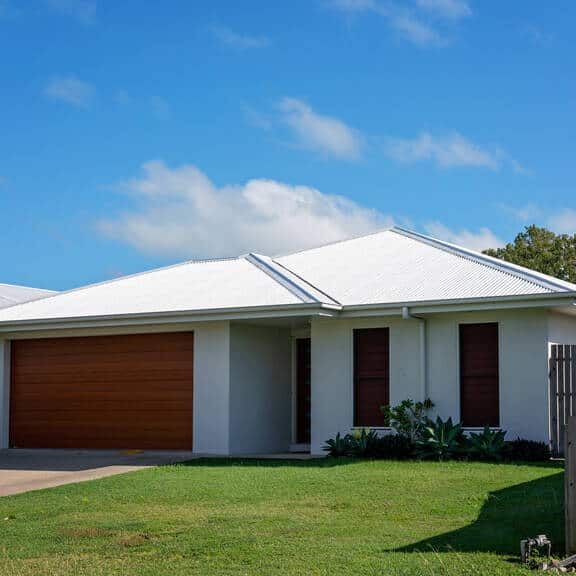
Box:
[10,332,193,450]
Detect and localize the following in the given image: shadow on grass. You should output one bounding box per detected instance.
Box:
[393,466,564,557]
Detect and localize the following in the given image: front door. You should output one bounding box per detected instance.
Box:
[296,338,311,444]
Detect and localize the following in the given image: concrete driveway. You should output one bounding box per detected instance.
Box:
[0,449,195,496]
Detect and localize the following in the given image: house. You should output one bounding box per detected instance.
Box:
[0,283,55,309]
[0,227,575,456]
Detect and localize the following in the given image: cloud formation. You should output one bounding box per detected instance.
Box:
[424,222,504,251]
[384,131,523,171]
[327,0,470,46]
[278,98,363,160]
[44,76,94,108]
[211,26,270,50]
[98,161,388,258]
[416,0,471,20]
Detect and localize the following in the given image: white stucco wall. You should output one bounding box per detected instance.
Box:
[548,311,576,344]
[192,322,231,455]
[427,309,549,445]
[310,309,550,454]
[229,324,292,454]
[310,316,422,455]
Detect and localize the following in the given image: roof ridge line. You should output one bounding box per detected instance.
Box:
[276,226,395,258]
[271,258,342,306]
[245,253,325,304]
[0,255,244,314]
[391,226,573,293]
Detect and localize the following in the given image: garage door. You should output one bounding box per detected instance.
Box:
[10,332,193,450]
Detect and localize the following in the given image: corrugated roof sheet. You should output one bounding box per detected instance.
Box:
[276,227,576,305]
[0,227,574,324]
[0,283,55,310]
[0,257,302,322]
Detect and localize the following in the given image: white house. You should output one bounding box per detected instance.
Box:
[0,227,575,455]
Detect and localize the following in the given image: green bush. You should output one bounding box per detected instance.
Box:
[323,432,352,457]
[348,428,380,457]
[416,417,464,461]
[373,434,414,459]
[381,398,434,442]
[466,426,507,461]
[504,438,551,462]
[323,429,414,459]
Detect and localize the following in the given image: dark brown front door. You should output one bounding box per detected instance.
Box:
[296,338,311,444]
[10,332,194,450]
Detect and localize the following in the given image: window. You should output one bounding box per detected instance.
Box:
[459,323,499,427]
[354,328,389,427]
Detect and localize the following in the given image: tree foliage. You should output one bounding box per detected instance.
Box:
[483,225,576,283]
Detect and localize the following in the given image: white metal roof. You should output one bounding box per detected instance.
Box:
[0,257,305,323]
[277,227,576,306]
[0,227,574,325]
[0,283,55,310]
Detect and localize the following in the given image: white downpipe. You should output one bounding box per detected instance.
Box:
[402,306,428,401]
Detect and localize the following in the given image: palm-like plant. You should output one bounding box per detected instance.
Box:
[467,426,506,461]
[415,417,463,461]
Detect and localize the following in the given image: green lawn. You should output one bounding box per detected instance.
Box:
[0,458,564,575]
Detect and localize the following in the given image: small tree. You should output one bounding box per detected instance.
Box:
[381,398,434,443]
[483,225,576,283]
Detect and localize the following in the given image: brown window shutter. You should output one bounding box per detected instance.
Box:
[354,328,390,427]
[459,323,499,427]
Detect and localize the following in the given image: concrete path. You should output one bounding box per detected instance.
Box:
[0,449,195,497]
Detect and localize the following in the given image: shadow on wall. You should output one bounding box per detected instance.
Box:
[392,467,564,556]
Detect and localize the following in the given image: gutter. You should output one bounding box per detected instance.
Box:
[0,302,342,333]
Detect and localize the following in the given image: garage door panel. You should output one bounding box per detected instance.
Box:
[10,332,193,450]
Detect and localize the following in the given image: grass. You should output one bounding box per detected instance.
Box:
[0,458,564,575]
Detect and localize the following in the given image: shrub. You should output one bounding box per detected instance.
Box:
[504,438,551,462]
[348,428,380,457]
[373,434,414,459]
[416,417,463,461]
[381,398,434,442]
[466,426,507,461]
[323,432,352,457]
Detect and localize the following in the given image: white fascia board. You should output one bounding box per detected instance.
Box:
[0,303,342,333]
[340,293,576,317]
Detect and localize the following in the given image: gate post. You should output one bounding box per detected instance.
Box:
[565,416,576,554]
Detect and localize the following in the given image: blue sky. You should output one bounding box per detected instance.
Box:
[1,0,575,290]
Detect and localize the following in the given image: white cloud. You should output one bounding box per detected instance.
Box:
[384,131,522,171]
[499,203,541,222]
[211,26,270,50]
[278,98,362,160]
[44,76,94,108]
[44,0,96,24]
[424,222,504,251]
[416,0,471,20]
[390,13,443,46]
[547,209,576,235]
[98,161,389,258]
[327,0,469,47]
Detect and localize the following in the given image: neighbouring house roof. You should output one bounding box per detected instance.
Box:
[0,283,55,310]
[0,227,574,326]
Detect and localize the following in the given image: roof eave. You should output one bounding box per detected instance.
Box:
[340,292,576,317]
[0,302,342,333]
